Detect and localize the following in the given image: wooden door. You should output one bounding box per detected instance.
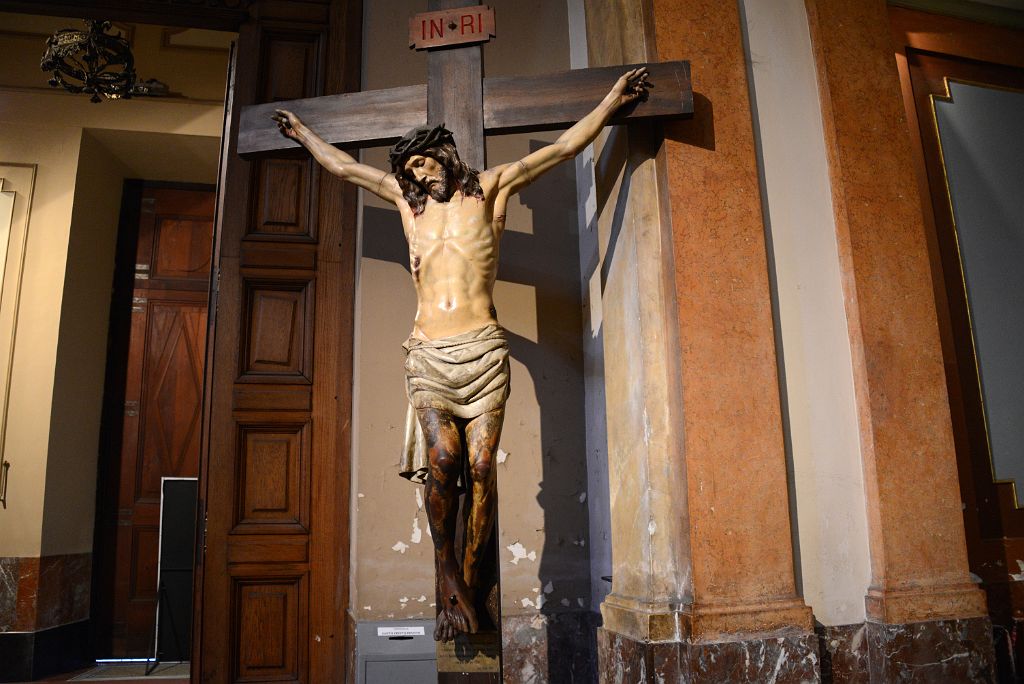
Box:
[194,2,361,682]
[112,185,215,656]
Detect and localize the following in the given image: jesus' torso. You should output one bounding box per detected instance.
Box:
[399,178,508,341]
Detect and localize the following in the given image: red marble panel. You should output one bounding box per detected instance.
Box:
[15,557,39,631]
[0,557,18,631]
[0,553,92,632]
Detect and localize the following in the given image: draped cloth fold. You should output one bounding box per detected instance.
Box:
[399,324,510,484]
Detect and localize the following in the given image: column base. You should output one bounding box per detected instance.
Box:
[865,582,987,623]
[865,616,995,682]
[597,626,820,683]
[598,593,818,683]
[601,594,814,642]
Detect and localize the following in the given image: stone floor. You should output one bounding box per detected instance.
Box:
[37,662,189,683]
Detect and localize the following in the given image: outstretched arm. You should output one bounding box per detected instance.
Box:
[272,109,403,205]
[491,67,651,195]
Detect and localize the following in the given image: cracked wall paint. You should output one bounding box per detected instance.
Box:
[507,541,538,565]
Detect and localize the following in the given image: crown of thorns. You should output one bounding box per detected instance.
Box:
[388,124,456,170]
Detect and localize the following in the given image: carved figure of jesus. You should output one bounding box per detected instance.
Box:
[272,68,650,642]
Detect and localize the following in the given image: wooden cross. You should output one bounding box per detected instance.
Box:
[236,2,691,681]
[237,8,691,168]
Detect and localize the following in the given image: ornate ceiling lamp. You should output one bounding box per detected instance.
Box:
[40,20,136,103]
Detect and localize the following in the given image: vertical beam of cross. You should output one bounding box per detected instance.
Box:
[427,0,485,170]
[425,8,497,679]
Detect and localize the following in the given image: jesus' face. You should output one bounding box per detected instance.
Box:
[403,154,450,202]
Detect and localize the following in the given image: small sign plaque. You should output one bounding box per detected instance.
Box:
[409,5,495,50]
[377,626,426,637]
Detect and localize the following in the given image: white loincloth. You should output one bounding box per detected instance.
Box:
[399,324,510,484]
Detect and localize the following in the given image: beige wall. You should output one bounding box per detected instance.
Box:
[739,0,871,625]
[0,131,80,558]
[352,0,597,621]
[568,0,613,614]
[38,132,130,556]
[0,12,225,559]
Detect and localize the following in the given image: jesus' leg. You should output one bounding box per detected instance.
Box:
[420,407,478,642]
[462,408,504,594]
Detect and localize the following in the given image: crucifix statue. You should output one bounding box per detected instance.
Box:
[238,0,691,675]
[272,65,650,642]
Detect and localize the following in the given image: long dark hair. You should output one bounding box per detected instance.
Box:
[395,142,483,215]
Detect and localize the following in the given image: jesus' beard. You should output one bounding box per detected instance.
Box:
[424,168,453,203]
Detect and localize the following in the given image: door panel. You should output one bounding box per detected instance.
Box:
[151,217,214,281]
[138,301,205,494]
[111,186,214,656]
[196,2,361,681]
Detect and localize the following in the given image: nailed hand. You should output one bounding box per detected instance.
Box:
[613,67,652,107]
[271,108,304,140]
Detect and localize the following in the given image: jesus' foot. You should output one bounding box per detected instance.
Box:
[434,569,478,642]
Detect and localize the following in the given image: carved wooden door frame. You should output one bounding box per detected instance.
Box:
[91,181,215,658]
[194,2,362,682]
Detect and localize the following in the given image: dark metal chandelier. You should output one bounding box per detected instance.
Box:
[40,20,136,103]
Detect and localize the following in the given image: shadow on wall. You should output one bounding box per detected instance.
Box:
[504,139,592,680]
[664,92,715,151]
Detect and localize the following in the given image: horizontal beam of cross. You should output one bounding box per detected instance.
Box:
[237,61,691,157]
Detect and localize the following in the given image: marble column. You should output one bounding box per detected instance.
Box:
[803,0,994,680]
[587,1,817,680]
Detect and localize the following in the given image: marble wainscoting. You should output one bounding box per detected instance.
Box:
[0,553,93,682]
[502,610,600,683]
[865,617,995,682]
[597,627,820,683]
[597,617,996,683]
[816,623,869,683]
[0,556,18,631]
[0,553,91,631]
[817,618,996,683]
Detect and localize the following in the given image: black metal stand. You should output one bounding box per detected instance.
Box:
[145,581,184,676]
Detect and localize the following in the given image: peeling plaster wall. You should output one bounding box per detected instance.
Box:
[739,0,871,626]
[352,0,598,629]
